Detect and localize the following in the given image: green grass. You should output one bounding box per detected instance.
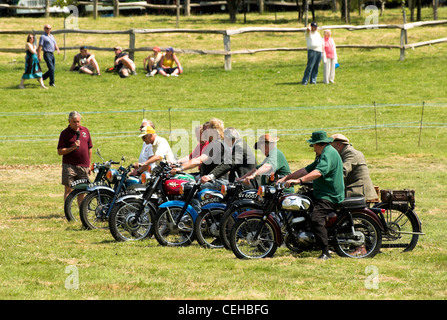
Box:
[0,9,447,300]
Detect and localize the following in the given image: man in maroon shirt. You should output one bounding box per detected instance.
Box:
[57,111,93,202]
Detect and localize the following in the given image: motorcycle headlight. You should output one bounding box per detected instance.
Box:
[106,169,116,183]
[221,184,227,196]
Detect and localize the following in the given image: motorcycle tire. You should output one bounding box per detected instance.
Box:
[219,204,261,250]
[79,189,115,230]
[64,189,88,222]
[154,207,195,247]
[333,213,382,259]
[194,209,225,249]
[108,199,155,242]
[373,202,420,252]
[229,216,278,259]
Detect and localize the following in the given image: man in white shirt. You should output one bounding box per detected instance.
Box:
[302,22,323,85]
[134,126,175,174]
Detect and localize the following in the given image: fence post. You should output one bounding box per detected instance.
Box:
[399,28,406,61]
[45,0,50,18]
[223,34,231,71]
[129,29,136,61]
[185,0,190,16]
[93,0,98,20]
[113,0,120,17]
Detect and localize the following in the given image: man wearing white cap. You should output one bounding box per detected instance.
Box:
[331,134,378,201]
[134,126,174,174]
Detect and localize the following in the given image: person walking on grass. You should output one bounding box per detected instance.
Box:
[37,24,60,87]
[19,34,47,89]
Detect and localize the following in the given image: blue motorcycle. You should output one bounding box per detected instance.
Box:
[79,160,146,230]
[153,181,224,247]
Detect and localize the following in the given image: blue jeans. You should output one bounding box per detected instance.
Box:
[302,50,322,84]
[43,52,55,85]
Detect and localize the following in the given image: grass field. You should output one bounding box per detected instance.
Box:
[0,8,446,301]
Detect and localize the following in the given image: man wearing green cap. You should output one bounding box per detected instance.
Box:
[279,130,344,260]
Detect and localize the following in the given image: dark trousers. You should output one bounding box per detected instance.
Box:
[43,52,55,85]
[310,199,336,251]
[302,50,322,84]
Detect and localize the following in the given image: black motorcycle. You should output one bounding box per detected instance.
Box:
[229,183,384,259]
[64,149,119,222]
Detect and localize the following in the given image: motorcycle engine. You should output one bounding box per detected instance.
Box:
[284,230,315,252]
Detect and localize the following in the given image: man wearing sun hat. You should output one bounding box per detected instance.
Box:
[134,125,175,174]
[279,130,344,260]
[240,133,293,193]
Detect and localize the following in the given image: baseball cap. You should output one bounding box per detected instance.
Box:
[138,126,156,137]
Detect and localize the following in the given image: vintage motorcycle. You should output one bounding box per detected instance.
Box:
[194,181,260,249]
[229,182,384,259]
[108,162,195,242]
[153,180,224,247]
[64,149,119,222]
[371,189,424,252]
[79,160,146,230]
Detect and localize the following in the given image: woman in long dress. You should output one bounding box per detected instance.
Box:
[19,34,47,89]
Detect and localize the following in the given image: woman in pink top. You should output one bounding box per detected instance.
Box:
[322,30,337,84]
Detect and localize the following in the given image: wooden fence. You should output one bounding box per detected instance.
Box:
[1,20,446,70]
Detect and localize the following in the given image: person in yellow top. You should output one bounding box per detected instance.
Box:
[157,47,183,77]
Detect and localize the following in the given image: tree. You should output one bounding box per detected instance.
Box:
[227,0,241,23]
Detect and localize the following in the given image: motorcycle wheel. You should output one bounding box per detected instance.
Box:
[219,205,260,250]
[79,190,115,230]
[64,189,88,222]
[373,202,420,252]
[195,209,225,249]
[108,199,155,242]
[154,207,195,247]
[229,216,277,259]
[333,213,382,258]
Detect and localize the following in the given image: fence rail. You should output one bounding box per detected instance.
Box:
[1,20,446,69]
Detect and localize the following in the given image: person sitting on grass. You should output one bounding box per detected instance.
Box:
[157,47,183,77]
[113,46,137,78]
[143,46,163,77]
[70,46,101,76]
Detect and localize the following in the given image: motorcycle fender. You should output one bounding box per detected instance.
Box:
[350,208,385,231]
[158,200,198,220]
[72,183,88,190]
[201,202,227,212]
[87,185,115,193]
[115,194,143,204]
[237,210,282,246]
[228,199,263,210]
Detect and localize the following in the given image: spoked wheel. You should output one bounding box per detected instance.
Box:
[195,209,225,249]
[219,205,260,250]
[64,189,88,222]
[374,202,421,252]
[79,190,114,230]
[333,213,382,258]
[109,199,155,241]
[154,207,195,247]
[229,217,277,259]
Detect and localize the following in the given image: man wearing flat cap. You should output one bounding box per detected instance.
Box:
[331,134,378,201]
[240,133,293,193]
[279,130,344,260]
[113,46,137,78]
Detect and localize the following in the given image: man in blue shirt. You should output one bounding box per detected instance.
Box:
[37,24,60,87]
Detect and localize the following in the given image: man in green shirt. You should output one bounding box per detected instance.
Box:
[240,134,293,193]
[279,131,345,260]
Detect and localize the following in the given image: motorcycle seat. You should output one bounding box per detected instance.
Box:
[340,197,366,209]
